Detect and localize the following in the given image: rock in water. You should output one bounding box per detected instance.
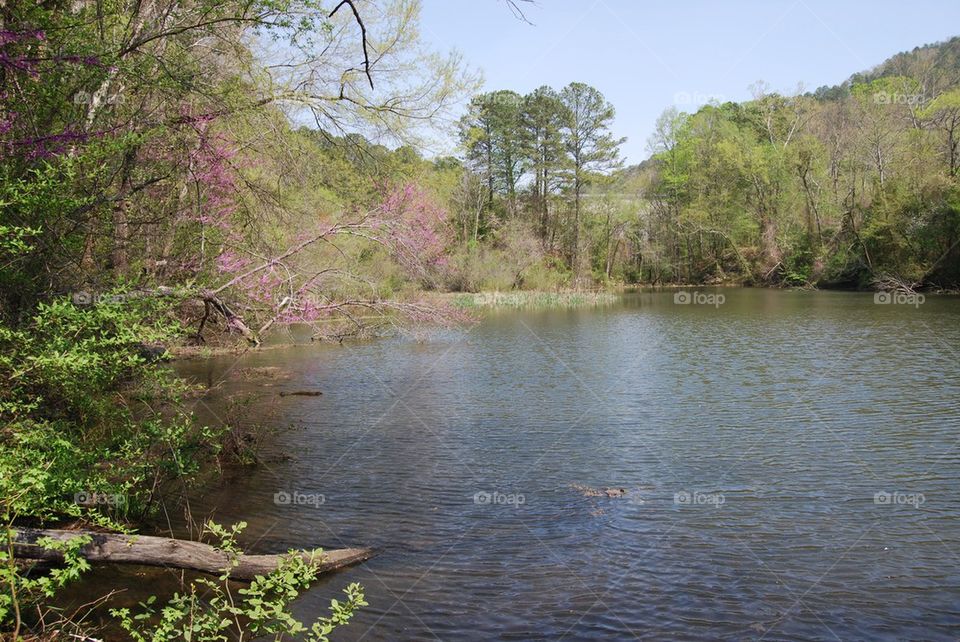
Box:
[571,484,628,499]
[135,343,168,362]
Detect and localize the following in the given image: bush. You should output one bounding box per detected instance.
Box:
[0,297,366,639]
[0,294,222,634]
[442,221,570,292]
[111,521,366,642]
[0,295,220,523]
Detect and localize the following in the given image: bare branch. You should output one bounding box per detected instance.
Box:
[328,0,375,90]
[503,0,536,25]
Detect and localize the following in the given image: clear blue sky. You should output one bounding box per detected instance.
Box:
[419,0,960,164]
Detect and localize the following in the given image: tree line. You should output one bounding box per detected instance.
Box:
[456,83,624,276]
[447,38,960,290]
[633,63,960,288]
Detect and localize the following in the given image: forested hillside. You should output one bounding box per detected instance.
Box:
[457,37,960,289]
[629,35,960,288]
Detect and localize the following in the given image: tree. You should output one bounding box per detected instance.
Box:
[0,0,473,327]
[520,86,568,243]
[558,82,624,271]
[922,88,960,177]
[457,90,526,221]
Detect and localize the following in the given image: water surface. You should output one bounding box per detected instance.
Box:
[171,288,960,640]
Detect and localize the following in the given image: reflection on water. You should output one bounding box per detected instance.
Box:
[89,289,960,640]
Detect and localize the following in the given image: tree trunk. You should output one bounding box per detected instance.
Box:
[947,114,959,178]
[541,168,549,241]
[759,213,782,273]
[12,528,373,582]
[572,176,581,271]
[111,148,138,276]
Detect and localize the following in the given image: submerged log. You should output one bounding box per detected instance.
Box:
[12,528,373,581]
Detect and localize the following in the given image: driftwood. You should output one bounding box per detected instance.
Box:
[279,390,323,397]
[12,528,373,581]
[871,273,920,293]
[200,292,261,346]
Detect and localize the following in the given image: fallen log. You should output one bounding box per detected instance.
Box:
[12,528,373,581]
[200,292,261,346]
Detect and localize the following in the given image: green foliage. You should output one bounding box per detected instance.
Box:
[3,296,171,421]
[457,82,624,272]
[111,521,366,642]
[0,158,98,311]
[781,246,815,286]
[0,225,41,258]
[0,295,203,523]
[0,532,93,628]
[0,296,366,639]
[442,219,570,292]
[0,292,366,638]
[638,66,960,287]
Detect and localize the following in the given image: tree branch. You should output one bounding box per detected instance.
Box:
[329,0,375,90]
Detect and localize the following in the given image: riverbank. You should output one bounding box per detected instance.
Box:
[168,280,960,357]
[0,296,371,640]
[447,290,618,309]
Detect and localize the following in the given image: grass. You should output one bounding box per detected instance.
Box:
[450,290,618,309]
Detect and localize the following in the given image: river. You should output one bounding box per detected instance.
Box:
[121,289,960,639]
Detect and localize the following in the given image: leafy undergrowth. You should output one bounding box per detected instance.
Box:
[0,297,364,640]
[112,522,366,642]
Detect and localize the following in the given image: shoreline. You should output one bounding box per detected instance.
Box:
[168,283,959,358]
